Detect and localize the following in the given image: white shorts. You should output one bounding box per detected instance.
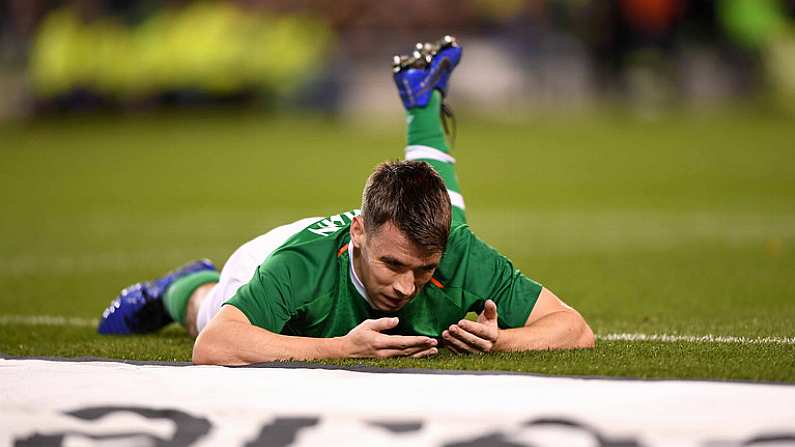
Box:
[196,216,321,333]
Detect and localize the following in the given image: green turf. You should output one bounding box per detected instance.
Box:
[1,107,793,382]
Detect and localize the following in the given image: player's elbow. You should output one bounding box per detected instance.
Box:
[192,326,238,366]
[554,309,595,350]
[560,306,595,349]
[191,330,216,365]
[575,317,595,349]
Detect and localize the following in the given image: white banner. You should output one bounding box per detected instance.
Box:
[1,358,793,446]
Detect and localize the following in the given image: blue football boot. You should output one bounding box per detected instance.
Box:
[393,35,462,109]
[97,259,216,335]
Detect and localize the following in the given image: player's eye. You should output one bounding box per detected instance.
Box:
[385,260,404,270]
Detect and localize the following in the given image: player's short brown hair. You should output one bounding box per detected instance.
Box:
[361,160,451,254]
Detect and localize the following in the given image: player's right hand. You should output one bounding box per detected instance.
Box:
[341,317,438,359]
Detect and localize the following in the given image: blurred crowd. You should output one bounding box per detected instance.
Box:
[1,0,794,118]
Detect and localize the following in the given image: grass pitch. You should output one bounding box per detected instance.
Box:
[0,107,793,382]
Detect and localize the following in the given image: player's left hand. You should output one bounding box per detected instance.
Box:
[442,299,499,354]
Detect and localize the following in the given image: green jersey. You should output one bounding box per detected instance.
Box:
[225,210,542,338]
[227,91,542,338]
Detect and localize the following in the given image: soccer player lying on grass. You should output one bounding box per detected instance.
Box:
[97,36,594,364]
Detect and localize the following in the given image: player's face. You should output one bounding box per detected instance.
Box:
[351,218,442,312]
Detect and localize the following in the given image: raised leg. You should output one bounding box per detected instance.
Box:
[393,37,466,226]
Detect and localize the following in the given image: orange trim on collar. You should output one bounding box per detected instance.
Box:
[337,243,349,257]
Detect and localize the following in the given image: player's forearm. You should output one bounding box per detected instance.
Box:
[493,310,595,352]
[192,320,344,365]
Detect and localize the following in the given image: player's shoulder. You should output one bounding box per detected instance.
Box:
[439,222,505,271]
[260,209,358,283]
[436,223,475,273]
[300,209,361,241]
[273,209,359,254]
[445,222,477,250]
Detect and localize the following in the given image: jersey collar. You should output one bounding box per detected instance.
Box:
[348,243,375,309]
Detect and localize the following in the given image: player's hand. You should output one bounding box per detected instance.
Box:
[442,299,500,354]
[341,317,438,359]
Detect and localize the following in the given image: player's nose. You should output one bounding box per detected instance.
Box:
[393,271,415,298]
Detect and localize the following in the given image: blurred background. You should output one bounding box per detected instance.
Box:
[2,0,795,119]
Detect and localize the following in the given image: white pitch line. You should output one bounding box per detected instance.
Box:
[0,315,98,327]
[598,332,795,345]
[1,315,794,346]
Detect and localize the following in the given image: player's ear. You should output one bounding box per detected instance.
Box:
[350,216,365,248]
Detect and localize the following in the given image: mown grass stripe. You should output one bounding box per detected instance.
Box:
[2,315,794,346]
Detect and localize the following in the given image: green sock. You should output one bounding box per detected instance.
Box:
[406,90,466,224]
[163,270,220,325]
[407,91,449,153]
